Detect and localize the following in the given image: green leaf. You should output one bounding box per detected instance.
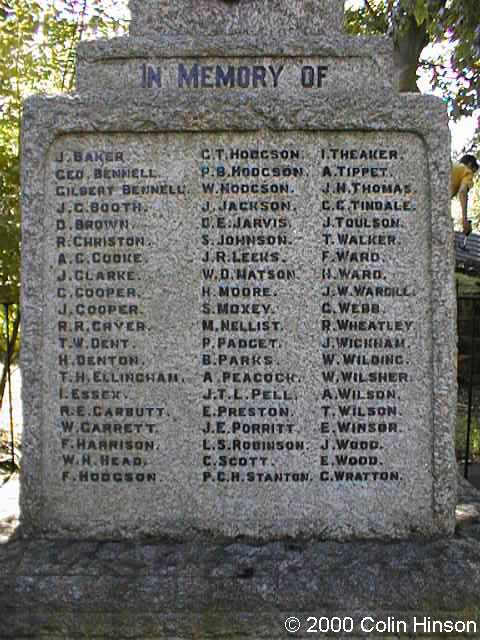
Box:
[413,0,428,25]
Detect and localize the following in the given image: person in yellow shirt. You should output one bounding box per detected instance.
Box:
[452,154,478,241]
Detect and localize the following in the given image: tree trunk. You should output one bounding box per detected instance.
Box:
[393,13,429,92]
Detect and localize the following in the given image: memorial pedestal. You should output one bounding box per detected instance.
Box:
[2,515,480,639]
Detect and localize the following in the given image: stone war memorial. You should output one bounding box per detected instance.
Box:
[22,0,457,542]
[3,0,480,638]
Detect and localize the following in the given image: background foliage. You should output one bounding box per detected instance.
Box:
[345,0,479,151]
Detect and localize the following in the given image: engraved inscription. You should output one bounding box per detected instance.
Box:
[44,131,432,534]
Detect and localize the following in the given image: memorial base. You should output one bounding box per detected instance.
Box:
[2,489,480,640]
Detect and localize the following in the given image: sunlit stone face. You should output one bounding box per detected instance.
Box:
[20,0,456,541]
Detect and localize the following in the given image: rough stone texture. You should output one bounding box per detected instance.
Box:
[21,0,457,542]
[15,0,468,635]
[76,51,394,99]
[129,0,345,38]
[1,532,480,639]
[21,91,456,540]
[31,129,436,541]
[2,479,479,638]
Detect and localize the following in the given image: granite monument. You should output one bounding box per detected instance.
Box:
[20,0,457,541]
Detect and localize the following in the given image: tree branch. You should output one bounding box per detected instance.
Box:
[0,308,20,410]
[364,0,377,17]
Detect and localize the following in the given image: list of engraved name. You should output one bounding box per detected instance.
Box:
[48,134,418,489]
